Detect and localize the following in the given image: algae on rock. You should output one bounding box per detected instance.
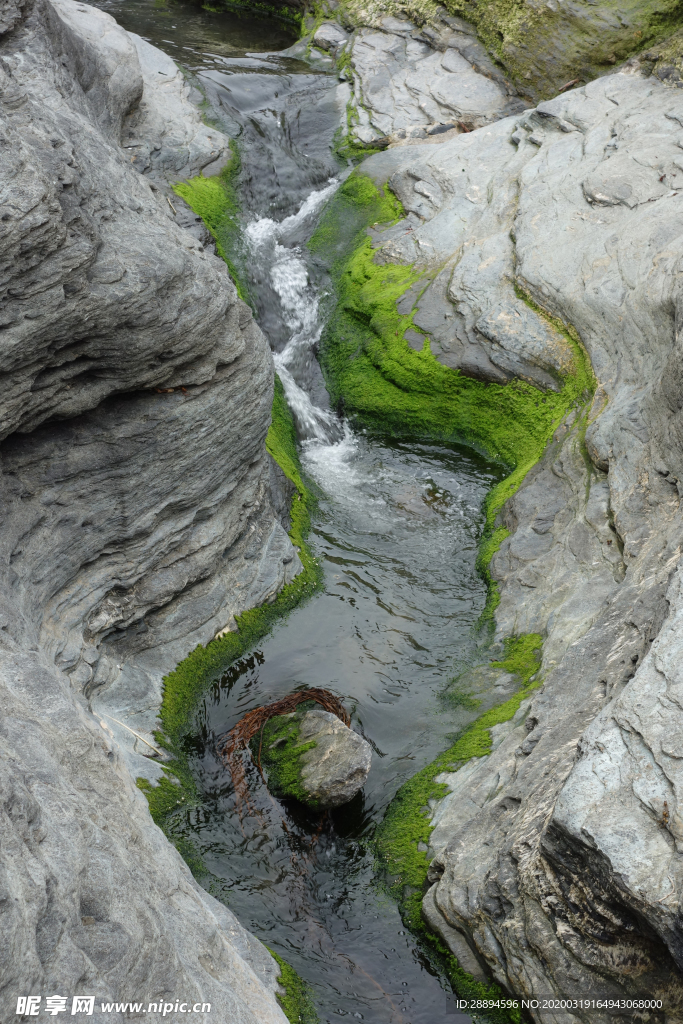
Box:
[138,375,322,832]
[255,706,372,809]
[310,0,683,101]
[311,171,594,620]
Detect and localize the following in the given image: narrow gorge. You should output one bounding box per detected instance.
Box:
[3,0,683,1020]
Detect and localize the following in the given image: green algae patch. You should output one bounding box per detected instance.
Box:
[313,172,594,622]
[172,141,250,303]
[203,0,302,24]
[375,634,542,1019]
[267,947,320,1024]
[137,375,323,835]
[252,708,318,805]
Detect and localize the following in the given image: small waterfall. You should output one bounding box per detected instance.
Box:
[245,180,344,443]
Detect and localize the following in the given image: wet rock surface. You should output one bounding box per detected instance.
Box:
[356,66,683,1016]
[260,709,372,809]
[0,0,297,1019]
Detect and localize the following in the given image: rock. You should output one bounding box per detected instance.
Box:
[474,299,575,391]
[259,709,372,809]
[339,0,683,101]
[345,16,524,144]
[313,20,348,53]
[352,65,683,1009]
[0,0,298,1019]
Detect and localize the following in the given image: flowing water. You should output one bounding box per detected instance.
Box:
[89,2,505,1018]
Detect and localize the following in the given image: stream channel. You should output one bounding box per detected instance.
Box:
[90,1,507,1019]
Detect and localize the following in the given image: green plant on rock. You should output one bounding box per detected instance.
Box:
[310,172,591,1010]
[172,140,251,303]
[375,635,542,1022]
[251,708,318,805]
[439,0,683,96]
[267,947,319,1024]
[311,171,595,623]
[199,0,302,25]
[136,376,323,840]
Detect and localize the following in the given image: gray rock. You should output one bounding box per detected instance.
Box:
[341,10,524,147]
[0,0,297,1019]
[261,710,372,809]
[357,66,683,1012]
[299,710,372,808]
[313,20,348,53]
[474,299,575,391]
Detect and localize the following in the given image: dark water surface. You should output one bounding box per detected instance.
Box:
[188,434,499,1024]
[88,1,504,1018]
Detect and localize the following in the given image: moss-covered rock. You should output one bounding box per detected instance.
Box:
[255,708,372,809]
[442,0,683,100]
[319,0,683,101]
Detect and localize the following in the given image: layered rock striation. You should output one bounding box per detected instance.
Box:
[310,7,524,147]
[0,0,298,1019]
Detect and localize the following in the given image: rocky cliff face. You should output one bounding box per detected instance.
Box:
[0,0,297,1019]
[355,63,683,1017]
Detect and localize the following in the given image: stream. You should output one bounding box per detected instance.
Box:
[89,1,504,1019]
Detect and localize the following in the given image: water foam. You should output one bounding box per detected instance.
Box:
[246,181,343,444]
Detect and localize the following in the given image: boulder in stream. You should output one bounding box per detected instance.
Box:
[256,709,372,809]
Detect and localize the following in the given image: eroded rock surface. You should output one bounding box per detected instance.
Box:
[358,66,683,1018]
[347,12,524,144]
[0,0,297,1019]
[318,0,683,103]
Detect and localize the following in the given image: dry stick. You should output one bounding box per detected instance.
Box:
[98,713,165,757]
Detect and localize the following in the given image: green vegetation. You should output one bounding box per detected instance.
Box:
[311,172,594,622]
[310,173,590,1008]
[137,376,322,842]
[252,707,318,805]
[267,947,320,1024]
[173,141,250,303]
[310,0,683,98]
[441,688,481,712]
[439,0,683,95]
[198,0,302,24]
[375,634,542,1022]
[332,70,385,165]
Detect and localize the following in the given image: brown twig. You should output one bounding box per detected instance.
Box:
[558,78,580,93]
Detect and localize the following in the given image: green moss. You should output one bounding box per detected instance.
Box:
[136,375,323,832]
[441,0,683,95]
[267,947,320,1024]
[310,174,583,1006]
[375,635,542,1020]
[312,172,594,624]
[325,0,683,96]
[252,709,318,805]
[199,0,302,24]
[173,141,251,303]
[441,688,482,712]
[330,74,387,165]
